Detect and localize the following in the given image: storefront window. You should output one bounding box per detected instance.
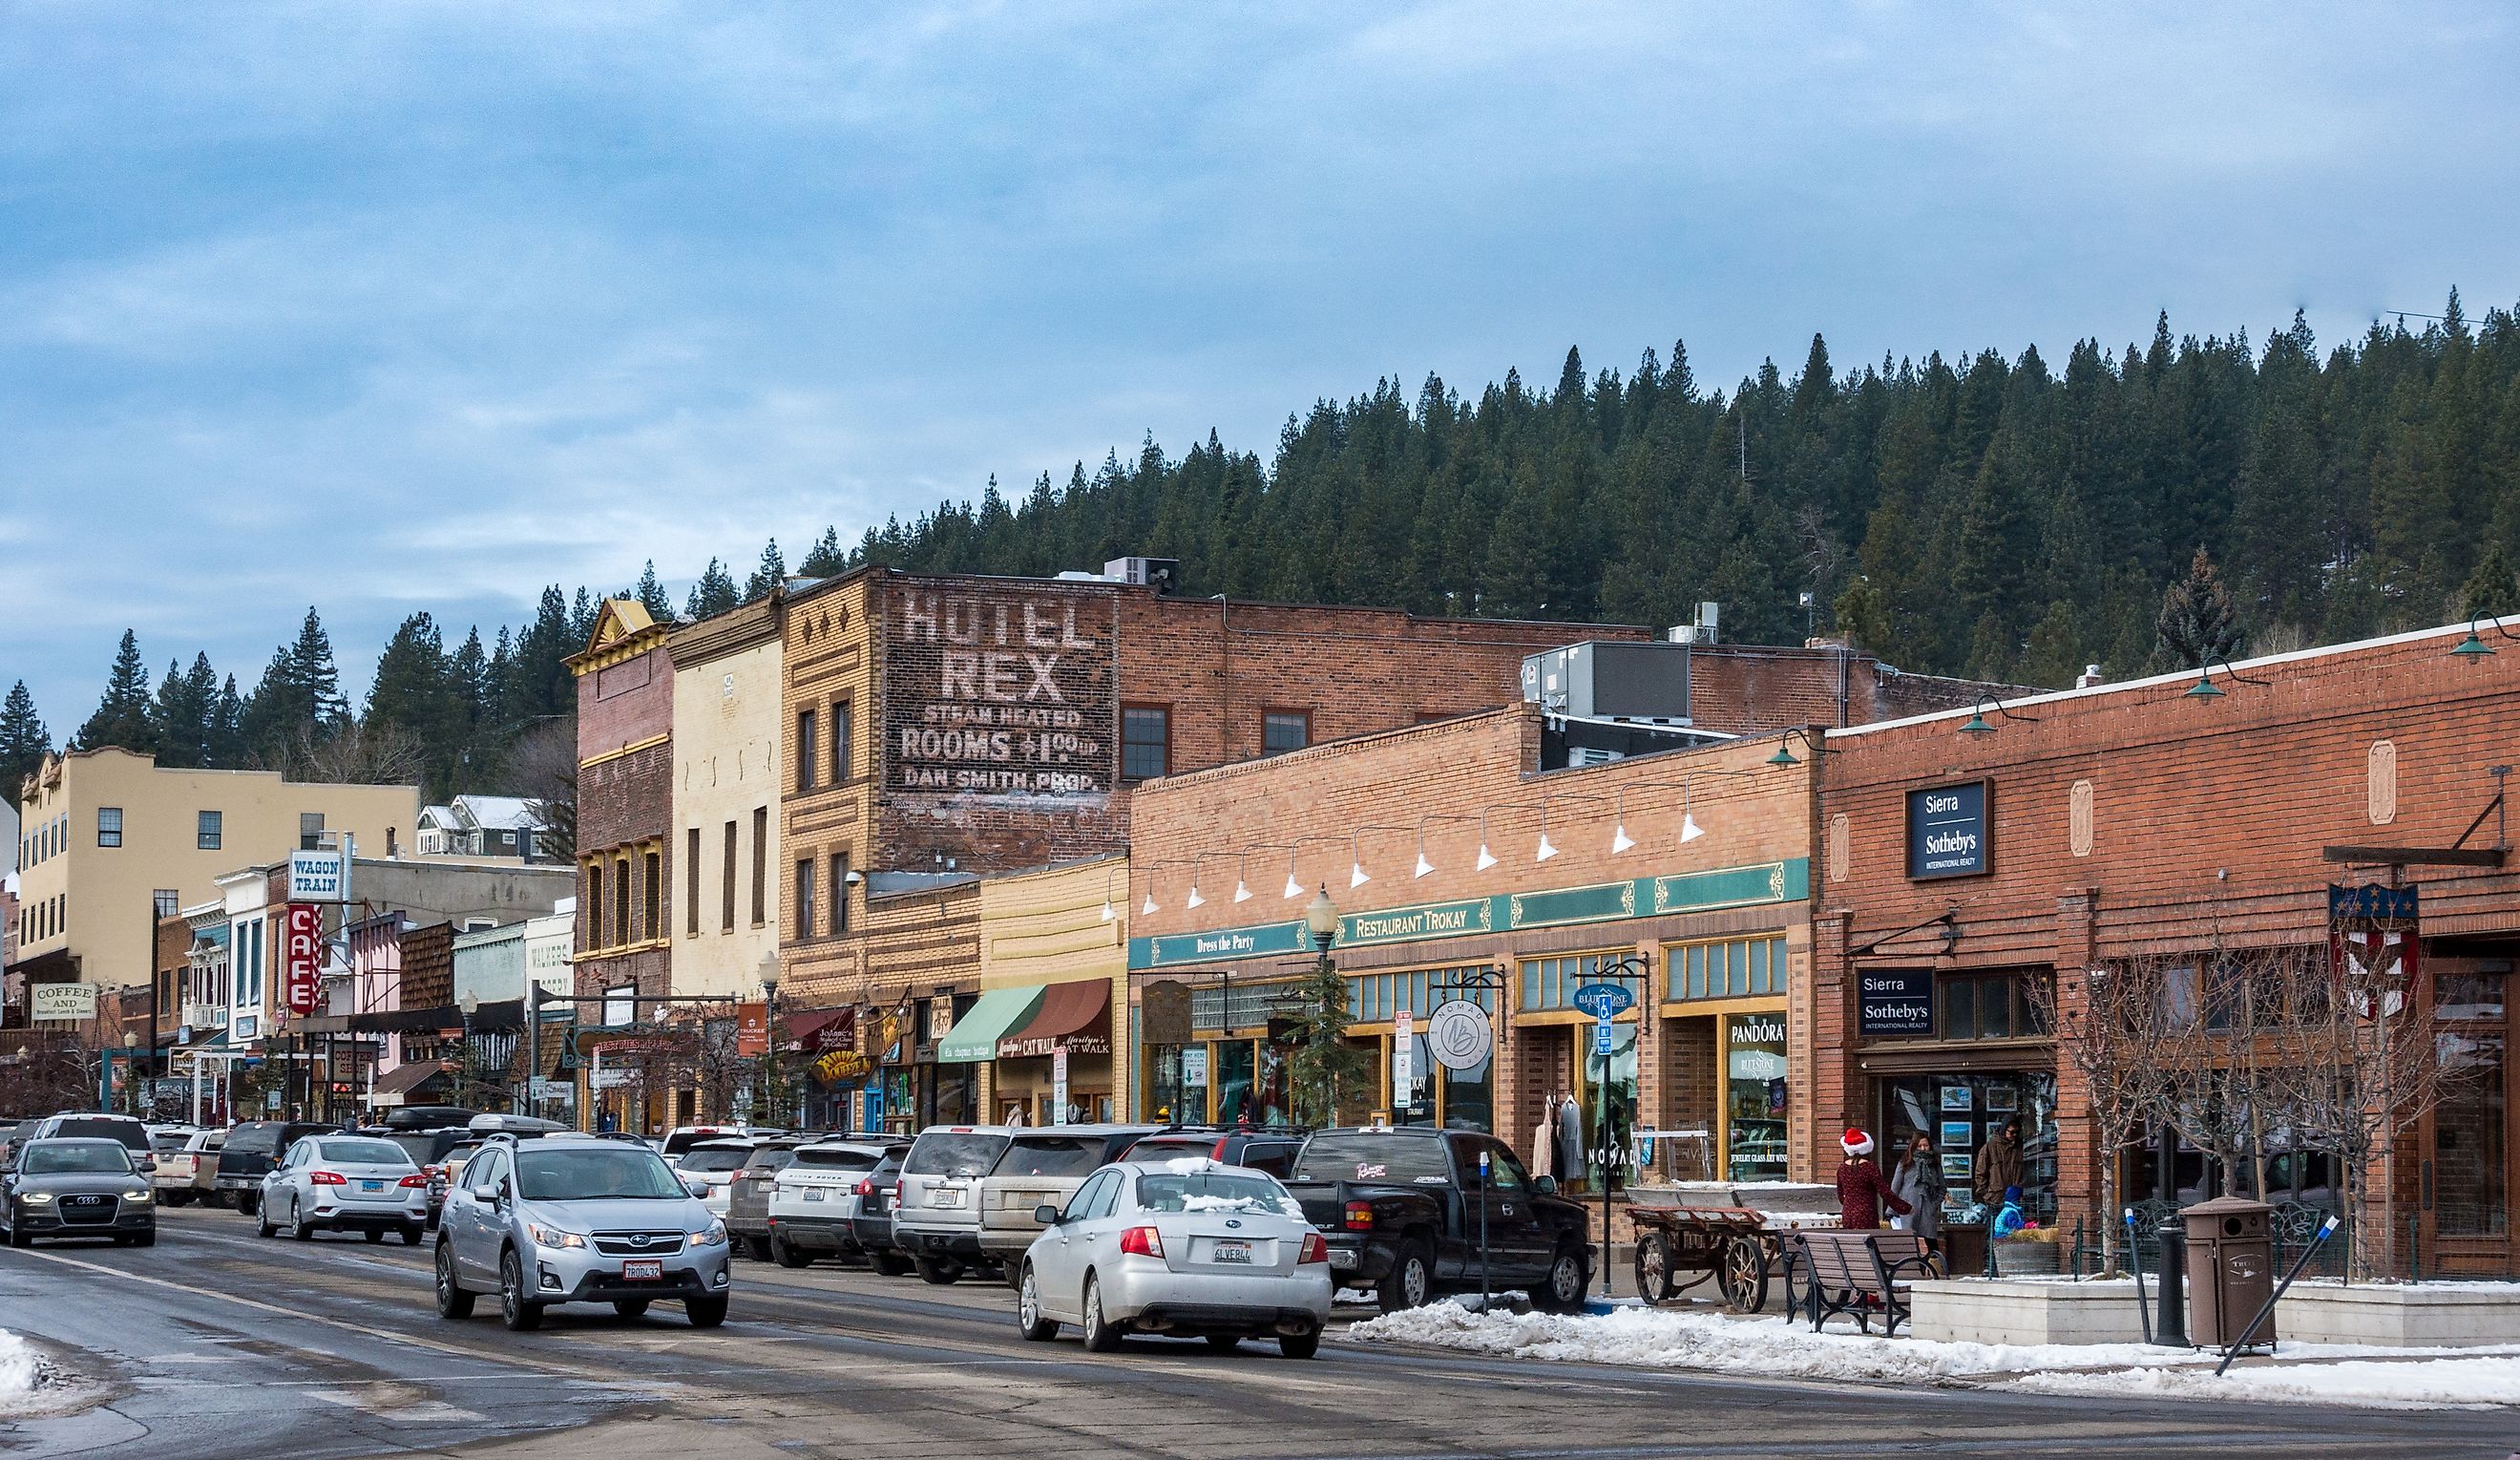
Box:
[1522,952,1646,1012]
[1580,1024,1640,1188]
[1334,1036,1379,1127]
[1881,1072,2058,1221]
[1215,1040,1257,1125]
[2436,1026,2508,1237]
[1725,1012,1788,1182]
[1442,1047,1493,1133]
[1670,936,1788,1003]
[1144,1044,1186,1123]
[1395,1031,1434,1125]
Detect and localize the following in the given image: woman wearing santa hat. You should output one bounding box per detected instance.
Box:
[1834,1127,1911,1231]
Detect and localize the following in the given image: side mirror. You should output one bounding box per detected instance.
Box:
[1033,1204,1062,1225]
[137,1155,158,1174]
[1531,1175,1558,1196]
[684,1177,711,1199]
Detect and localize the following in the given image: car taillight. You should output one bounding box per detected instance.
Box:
[398,1174,429,1189]
[1118,1226,1166,1259]
[855,1177,875,1197]
[1211,1137,1229,1159]
[1343,1200,1374,1231]
[308,1171,347,1186]
[1299,1233,1329,1265]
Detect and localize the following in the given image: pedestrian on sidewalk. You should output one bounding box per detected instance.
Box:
[1973,1119,2022,1211]
[1836,1128,1910,1230]
[1890,1132,1945,1255]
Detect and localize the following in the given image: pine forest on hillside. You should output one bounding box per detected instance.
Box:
[11,294,2520,808]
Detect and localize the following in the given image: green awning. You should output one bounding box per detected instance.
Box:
[935,984,1045,1063]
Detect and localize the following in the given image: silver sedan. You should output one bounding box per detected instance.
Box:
[1016,1159,1332,1358]
[258,1134,430,1243]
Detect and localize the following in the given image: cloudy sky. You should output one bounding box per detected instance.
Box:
[5,2,2517,727]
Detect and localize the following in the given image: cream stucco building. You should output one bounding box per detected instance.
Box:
[10,749,418,1005]
[668,597,783,1002]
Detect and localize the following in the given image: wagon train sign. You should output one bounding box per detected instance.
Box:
[885,582,1117,802]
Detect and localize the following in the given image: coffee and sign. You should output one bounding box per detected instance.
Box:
[1905,781,1990,879]
[1858,966,1936,1036]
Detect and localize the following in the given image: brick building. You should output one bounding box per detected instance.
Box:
[1127,706,1819,1209]
[1814,620,2520,1277]
[567,600,676,1127]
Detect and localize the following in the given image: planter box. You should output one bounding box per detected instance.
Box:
[2278,1282,2520,1348]
[1910,1279,2150,1346]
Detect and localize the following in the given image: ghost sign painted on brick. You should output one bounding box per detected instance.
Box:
[885,580,1117,802]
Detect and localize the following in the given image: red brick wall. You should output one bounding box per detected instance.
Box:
[579,742,671,864]
[578,640,673,765]
[1812,622,2520,1244]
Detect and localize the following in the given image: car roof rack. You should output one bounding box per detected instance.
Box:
[589,1130,649,1144]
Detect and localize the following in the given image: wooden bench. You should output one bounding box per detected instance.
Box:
[1789,1230,1943,1336]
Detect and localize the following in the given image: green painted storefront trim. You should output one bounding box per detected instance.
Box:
[1127,857,1810,970]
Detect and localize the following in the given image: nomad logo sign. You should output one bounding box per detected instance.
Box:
[886,582,1117,800]
[1858,966,1935,1036]
[1906,781,1989,879]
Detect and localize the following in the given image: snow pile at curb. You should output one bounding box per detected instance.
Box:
[1341,1301,2520,1407]
[1341,1301,2205,1383]
[2018,1356,2520,1410]
[0,1330,43,1414]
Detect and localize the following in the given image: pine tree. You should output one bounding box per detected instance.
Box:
[208,674,245,767]
[75,630,157,754]
[151,653,220,768]
[798,527,846,577]
[2155,547,2245,669]
[633,561,675,623]
[365,612,462,797]
[286,607,346,726]
[0,680,52,795]
[744,540,787,603]
[2460,541,2520,618]
[685,559,740,619]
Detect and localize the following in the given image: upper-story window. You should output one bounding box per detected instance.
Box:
[198,811,223,851]
[832,700,853,783]
[1263,709,1310,757]
[1122,706,1171,780]
[96,807,122,848]
[797,709,819,792]
[299,812,325,851]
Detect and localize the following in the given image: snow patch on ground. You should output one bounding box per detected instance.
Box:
[0,1330,44,1413]
[1341,1301,2520,1407]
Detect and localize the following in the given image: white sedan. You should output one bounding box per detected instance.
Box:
[256,1134,430,1243]
[1016,1159,1332,1358]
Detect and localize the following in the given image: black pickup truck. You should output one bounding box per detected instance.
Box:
[1284,1126,1591,1314]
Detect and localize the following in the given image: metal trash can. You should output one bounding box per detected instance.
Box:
[2183,1196,2276,1347]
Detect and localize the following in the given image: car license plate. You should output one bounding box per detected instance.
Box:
[934,1189,965,1208]
[621,1259,663,1281]
[804,1188,825,1202]
[1212,1240,1251,1263]
[361,1179,384,1192]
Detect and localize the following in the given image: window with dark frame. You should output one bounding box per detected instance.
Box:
[832,700,852,783]
[1121,706,1171,780]
[830,852,850,934]
[1262,709,1310,756]
[795,859,816,940]
[751,807,768,925]
[154,889,178,919]
[585,861,605,948]
[642,850,662,942]
[96,807,122,848]
[614,857,632,948]
[198,810,222,851]
[687,829,703,936]
[797,708,819,791]
[722,820,738,932]
[299,812,325,851]
[1936,970,2048,1042]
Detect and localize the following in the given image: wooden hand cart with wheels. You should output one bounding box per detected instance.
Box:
[1629,1205,1785,1313]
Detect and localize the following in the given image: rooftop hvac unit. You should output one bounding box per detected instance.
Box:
[1520,641,1691,724]
[1102,557,1183,594]
[1666,601,1721,645]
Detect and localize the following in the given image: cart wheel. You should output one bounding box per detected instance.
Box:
[1718,1236,1770,1313]
[1632,1232,1672,1304]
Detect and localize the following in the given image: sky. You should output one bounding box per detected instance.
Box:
[5,2,2519,730]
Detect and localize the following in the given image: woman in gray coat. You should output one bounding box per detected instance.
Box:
[1890,1132,1946,1252]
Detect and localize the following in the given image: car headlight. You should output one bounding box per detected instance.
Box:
[124,1190,152,1203]
[689,1220,726,1247]
[524,1220,587,1250]
[17,1192,52,1205]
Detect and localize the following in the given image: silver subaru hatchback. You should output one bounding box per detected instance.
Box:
[435,1132,730,1331]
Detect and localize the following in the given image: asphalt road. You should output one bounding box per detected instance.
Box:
[0,1206,2513,1460]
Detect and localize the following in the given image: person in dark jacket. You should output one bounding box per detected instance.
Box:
[1974,1119,2024,1210]
[1836,1128,1911,1230]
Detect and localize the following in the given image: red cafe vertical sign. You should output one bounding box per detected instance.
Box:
[284,902,325,1017]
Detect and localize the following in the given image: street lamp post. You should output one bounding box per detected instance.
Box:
[121,1032,140,1115]
[758,951,783,1129]
[457,992,480,1112]
[1304,888,1339,1126]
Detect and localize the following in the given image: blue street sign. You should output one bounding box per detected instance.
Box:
[1570,981,1637,1019]
[1592,1018,1614,1055]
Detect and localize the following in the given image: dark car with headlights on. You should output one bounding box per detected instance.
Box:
[2,1137,158,1246]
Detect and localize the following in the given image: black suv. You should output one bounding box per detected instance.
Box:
[1124,1128,1307,1177]
[214,1120,337,1214]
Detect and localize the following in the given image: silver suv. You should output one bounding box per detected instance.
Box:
[434,1132,731,1331]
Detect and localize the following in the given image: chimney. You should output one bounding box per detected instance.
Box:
[2075,664,2106,688]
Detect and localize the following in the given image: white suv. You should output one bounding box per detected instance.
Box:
[765,1139,890,1267]
[892,1127,1013,1284]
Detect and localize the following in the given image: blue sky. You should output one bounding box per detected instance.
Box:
[5,2,2518,729]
